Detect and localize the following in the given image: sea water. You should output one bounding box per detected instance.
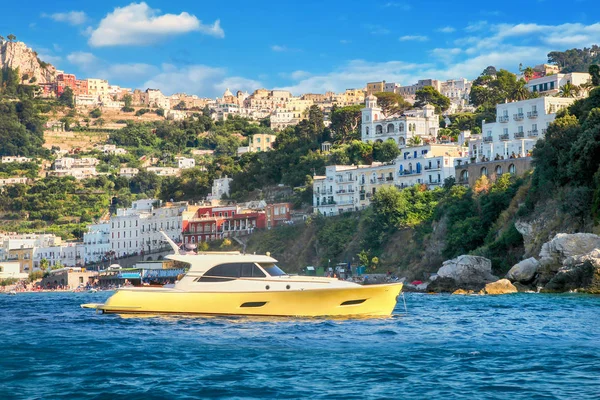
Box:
[1,292,599,399]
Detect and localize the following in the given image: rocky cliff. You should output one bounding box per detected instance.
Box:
[0,41,57,84]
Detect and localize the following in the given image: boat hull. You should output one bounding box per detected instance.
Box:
[85,283,403,317]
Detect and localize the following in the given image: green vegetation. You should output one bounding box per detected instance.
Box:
[415,86,450,114]
[548,45,600,73]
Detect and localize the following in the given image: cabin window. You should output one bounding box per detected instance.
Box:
[258,263,287,276]
[197,263,265,282]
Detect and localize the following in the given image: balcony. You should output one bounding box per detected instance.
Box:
[336,189,355,194]
[386,176,394,181]
[399,170,421,176]
[428,180,441,185]
[499,133,510,141]
[514,131,525,139]
[513,113,524,121]
[542,128,547,135]
[527,130,539,137]
[527,111,538,118]
[395,184,409,189]
[498,115,509,123]
[424,165,441,171]
[483,136,494,143]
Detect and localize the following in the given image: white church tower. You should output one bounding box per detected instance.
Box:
[361,94,383,142]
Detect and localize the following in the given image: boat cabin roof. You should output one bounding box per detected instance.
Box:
[166,252,279,274]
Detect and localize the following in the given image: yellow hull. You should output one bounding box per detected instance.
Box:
[84,283,403,317]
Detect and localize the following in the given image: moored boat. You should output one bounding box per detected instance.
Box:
[82,234,402,317]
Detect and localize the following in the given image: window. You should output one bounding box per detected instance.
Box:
[198,263,265,282]
[259,263,287,276]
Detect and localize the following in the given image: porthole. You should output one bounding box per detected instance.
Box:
[286,285,291,290]
[265,285,270,290]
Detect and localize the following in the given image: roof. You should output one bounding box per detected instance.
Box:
[166,252,278,274]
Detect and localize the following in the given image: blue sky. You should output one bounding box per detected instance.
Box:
[1,0,599,97]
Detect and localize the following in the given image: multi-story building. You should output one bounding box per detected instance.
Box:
[182,204,266,244]
[265,203,292,229]
[248,134,276,152]
[472,96,576,162]
[177,157,196,169]
[312,144,468,216]
[366,81,385,96]
[145,88,171,109]
[75,79,88,96]
[0,177,28,187]
[397,79,441,98]
[361,95,439,145]
[82,222,110,264]
[109,200,186,258]
[119,168,139,178]
[384,82,401,93]
[526,72,591,96]
[87,79,110,96]
[1,156,33,163]
[146,167,180,177]
[440,78,472,110]
[0,233,81,272]
[208,177,233,200]
[74,94,100,107]
[56,73,76,96]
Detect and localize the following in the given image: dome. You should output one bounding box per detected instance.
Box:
[223,88,233,97]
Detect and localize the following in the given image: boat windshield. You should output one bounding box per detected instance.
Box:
[259,263,287,276]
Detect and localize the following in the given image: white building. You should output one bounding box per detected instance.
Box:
[312,144,467,216]
[0,177,28,187]
[146,167,180,177]
[526,72,591,96]
[33,242,84,269]
[75,95,100,107]
[119,168,139,178]
[209,177,233,200]
[0,262,28,280]
[145,88,171,109]
[440,78,472,110]
[109,200,186,258]
[96,144,127,155]
[473,97,576,161]
[361,95,439,145]
[1,156,32,163]
[177,157,196,169]
[82,222,110,264]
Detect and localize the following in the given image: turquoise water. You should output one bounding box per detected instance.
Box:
[1,292,599,399]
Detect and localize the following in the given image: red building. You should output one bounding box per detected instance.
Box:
[75,79,88,95]
[56,73,77,96]
[265,202,292,229]
[182,205,266,244]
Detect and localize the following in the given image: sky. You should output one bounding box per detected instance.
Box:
[2,0,599,98]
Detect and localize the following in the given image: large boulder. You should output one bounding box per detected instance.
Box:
[483,279,518,295]
[506,257,539,283]
[431,255,497,292]
[537,233,600,285]
[544,249,600,293]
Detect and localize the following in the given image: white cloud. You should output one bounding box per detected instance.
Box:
[275,21,600,96]
[88,2,224,47]
[67,51,158,82]
[43,11,87,26]
[399,35,428,41]
[340,39,351,44]
[382,2,411,10]
[364,24,390,35]
[143,64,261,97]
[465,20,488,32]
[437,26,455,33]
[37,54,62,65]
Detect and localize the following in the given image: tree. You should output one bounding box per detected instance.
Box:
[511,79,531,101]
[330,105,362,144]
[121,94,134,112]
[174,101,187,110]
[559,82,580,98]
[7,34,16,42]
[0,36,5,42]
[39,258,49,272]
[414,86,450,113]
[407,136,422,146]
[89,108,102,118]
[589,65,600,86]
[373,92,411,115]
[58,87,74,108]
[482,66,497,76]
[523,66,534,80]
[373,139,400,162]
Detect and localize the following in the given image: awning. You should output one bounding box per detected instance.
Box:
[118,273,141,279]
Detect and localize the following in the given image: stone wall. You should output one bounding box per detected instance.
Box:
[455,157,532,187]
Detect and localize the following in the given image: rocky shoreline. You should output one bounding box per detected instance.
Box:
[404,233,600,295]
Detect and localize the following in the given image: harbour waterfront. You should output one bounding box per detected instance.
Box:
[1,292,599,399]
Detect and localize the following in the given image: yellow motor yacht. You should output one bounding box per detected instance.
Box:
[82,234,403,317]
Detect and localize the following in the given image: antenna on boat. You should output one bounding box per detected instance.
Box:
[159,230,179,254]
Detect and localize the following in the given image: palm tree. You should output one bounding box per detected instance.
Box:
[7,34,16,42]
[407,136,422,146]
[559,82,580,98]
[523,66,534,81]
[511,81,531,101]
[580,79,594,96]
